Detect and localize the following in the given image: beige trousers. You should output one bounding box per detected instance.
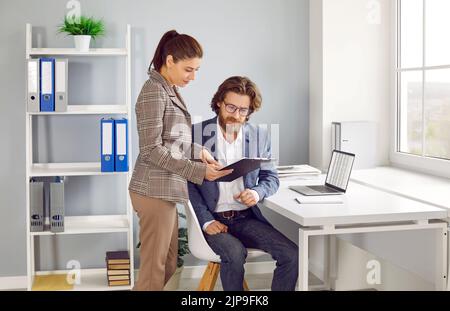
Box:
[130,191,178,291]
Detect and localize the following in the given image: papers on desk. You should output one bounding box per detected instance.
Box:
[295,196,344,204]
[277,164,321,179]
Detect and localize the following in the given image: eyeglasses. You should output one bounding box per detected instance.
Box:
[223,102,250,116]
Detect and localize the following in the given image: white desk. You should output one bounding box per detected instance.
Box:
[261,176,448,291]
[351,167,450,291]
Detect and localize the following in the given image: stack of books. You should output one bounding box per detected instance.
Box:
[106,251,131,287]
[277,164,321,179]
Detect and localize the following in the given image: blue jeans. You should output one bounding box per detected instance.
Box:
[204,210,299,291]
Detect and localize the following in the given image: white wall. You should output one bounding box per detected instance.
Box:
[309,0,324,170]
[310,0,444,290]
[310,0,390,171]
[309,0,392,285]
[0,0,310,276]
[333,238,435,291]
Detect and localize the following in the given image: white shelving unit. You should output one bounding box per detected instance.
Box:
[29,48,128,56]
[29,162,129,177]
[25,23,134,291]
[28,105,129,115]
[30,215,130,236]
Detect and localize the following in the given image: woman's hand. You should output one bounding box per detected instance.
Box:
[205,164,233,181]
[199,148,232,181]
[199,148,222,168]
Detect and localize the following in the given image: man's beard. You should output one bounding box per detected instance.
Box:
[218,114,243,137]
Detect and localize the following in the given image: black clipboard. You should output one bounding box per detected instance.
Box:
[215,158,273,182]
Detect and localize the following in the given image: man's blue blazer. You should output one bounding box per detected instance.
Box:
[187,116,279,229]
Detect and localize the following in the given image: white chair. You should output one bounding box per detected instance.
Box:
[185,201,268,291]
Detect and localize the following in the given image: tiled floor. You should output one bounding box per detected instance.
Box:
[178,272,323,291]
[9,273,376,291]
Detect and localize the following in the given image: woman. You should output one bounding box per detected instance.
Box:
[128,30,232,291]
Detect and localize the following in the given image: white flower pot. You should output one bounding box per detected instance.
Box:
[73,35,91,52]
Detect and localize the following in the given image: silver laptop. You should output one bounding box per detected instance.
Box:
[289,150,355,196]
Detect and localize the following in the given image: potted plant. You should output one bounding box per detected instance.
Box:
[58,16,105,52]
[136,211,190,290]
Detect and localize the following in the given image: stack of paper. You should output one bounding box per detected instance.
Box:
[32,274,74,291]
[277,165,321,179]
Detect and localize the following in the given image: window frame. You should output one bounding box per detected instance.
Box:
[390,0,450,178]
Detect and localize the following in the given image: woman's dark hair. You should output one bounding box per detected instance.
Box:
[211,76,262,121]
[149,30,203,72]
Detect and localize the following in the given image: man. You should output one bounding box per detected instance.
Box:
[188,76,298,291]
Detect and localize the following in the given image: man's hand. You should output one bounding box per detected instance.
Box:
[205,221,228,235]
[234,189,259,207]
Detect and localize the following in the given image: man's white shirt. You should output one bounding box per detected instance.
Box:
[202,121,259,231]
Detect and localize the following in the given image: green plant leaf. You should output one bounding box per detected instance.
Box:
[58,15,105,39]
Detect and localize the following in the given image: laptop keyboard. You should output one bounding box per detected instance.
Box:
[308,186,339,193]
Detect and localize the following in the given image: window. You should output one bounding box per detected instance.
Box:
[397,0,450,161]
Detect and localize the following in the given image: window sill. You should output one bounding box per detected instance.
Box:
[350,166,450,215]
[390,151,450,179]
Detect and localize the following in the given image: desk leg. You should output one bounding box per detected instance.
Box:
[322,235,331,290]
[435,225,448,291]
[298,228,309,291]
[326,235,338,290]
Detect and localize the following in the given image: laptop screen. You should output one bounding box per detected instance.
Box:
[325,150,355,192]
